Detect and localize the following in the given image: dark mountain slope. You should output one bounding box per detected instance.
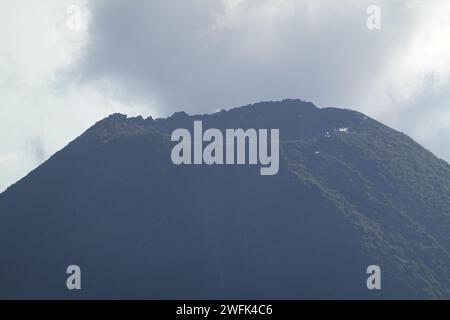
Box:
[1,99,450,299]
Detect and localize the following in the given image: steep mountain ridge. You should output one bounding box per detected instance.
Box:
[1,99,450,299]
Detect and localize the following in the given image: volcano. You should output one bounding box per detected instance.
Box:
[1,99,450,299]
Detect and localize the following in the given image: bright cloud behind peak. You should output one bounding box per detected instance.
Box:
[1,0,450,191]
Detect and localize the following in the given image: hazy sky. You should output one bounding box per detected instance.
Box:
[1,0,450,192]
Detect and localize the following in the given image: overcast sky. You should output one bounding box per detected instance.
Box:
[1,0,450,192]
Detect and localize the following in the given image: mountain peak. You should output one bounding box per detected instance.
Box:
[1,99,450,299]
[168,111,190,120]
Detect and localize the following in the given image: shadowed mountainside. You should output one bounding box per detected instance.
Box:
[1,99,450,299]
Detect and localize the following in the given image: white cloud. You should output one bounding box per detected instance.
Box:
[0,0,157,192]
[364,0,450,117]
[1,0,450,191]
[78,0,450,160]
